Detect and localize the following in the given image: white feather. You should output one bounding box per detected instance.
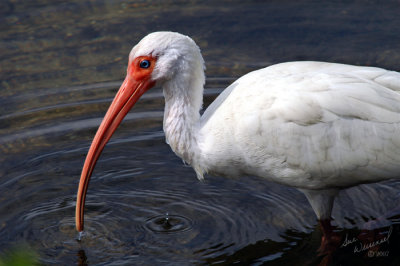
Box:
[130,32,400,219]
[200,62,400,190]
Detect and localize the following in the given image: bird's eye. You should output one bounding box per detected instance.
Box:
[139,60,151,69]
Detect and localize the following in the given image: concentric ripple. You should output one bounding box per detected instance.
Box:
[145,214,192,233]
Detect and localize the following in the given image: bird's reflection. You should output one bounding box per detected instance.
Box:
[77,249,88,266]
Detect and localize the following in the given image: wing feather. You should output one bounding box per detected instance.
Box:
[200,62,400,189]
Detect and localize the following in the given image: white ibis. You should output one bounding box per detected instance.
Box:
[76,32,400,240]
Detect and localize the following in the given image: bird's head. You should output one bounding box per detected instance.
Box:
[75,32,204,232]
[130,31,203,83]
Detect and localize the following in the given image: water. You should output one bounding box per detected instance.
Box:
[1,0,400,265]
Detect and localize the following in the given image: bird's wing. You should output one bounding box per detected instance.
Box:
[203,61,400,126]
[200,62,400,188]
[238,61,400,125]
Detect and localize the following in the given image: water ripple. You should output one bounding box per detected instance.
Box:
[0,111,163,144]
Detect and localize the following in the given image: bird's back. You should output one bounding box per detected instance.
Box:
[199,61,400,189]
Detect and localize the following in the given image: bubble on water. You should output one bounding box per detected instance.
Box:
[77,231,85,241]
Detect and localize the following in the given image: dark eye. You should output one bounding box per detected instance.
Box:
[139,59,150,69]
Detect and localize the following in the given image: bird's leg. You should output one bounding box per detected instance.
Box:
[300,189,341,254]
[318,218,341,254]
[300,188,338,221]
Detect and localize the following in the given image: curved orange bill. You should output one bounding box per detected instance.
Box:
[75,75,155,232]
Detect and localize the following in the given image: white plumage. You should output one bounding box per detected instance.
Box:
[76,31,400,234]
[200,62,400,186]
[196,61,400,218]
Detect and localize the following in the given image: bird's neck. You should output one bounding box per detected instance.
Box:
[162,68,205,179]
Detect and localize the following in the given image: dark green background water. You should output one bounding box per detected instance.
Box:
[1,0,400,265]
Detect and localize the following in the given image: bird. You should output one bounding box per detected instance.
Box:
[75,31,400,246]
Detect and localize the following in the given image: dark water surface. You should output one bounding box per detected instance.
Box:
[1,0,400,265]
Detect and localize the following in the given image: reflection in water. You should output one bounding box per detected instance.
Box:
[77,249,88,266]
[1,0,400,265]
